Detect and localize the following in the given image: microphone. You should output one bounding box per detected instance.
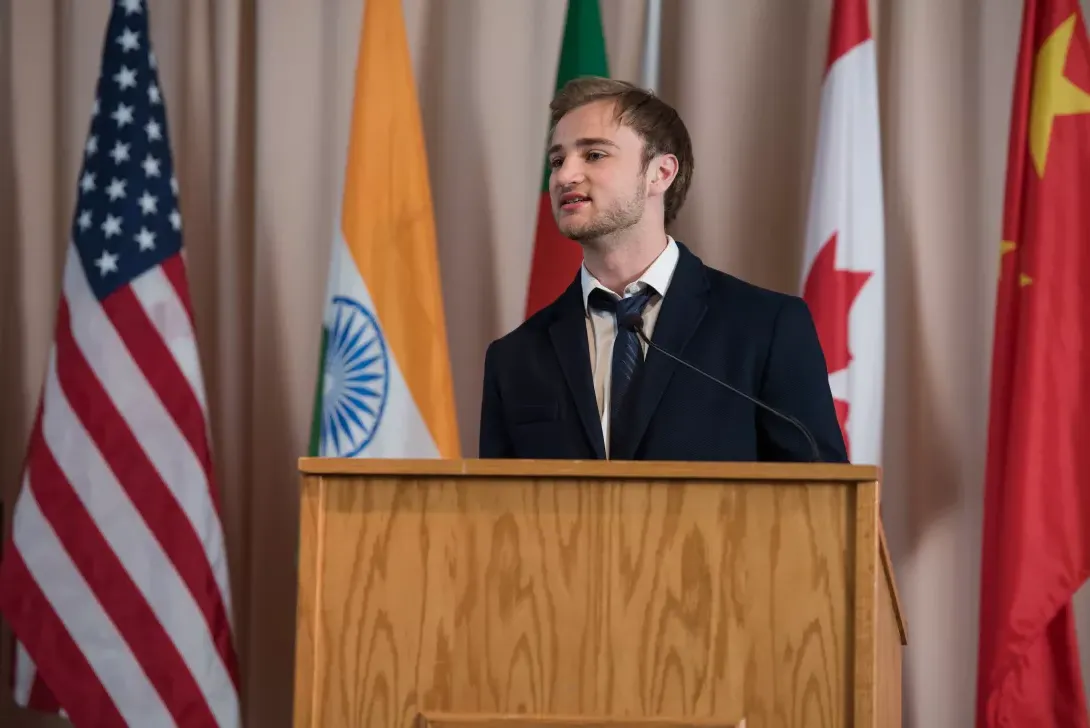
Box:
[619,312,823,462]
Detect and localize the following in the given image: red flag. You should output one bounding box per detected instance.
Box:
[524,0,609,318]
[799,0,885,464]
[977,0,1090,724]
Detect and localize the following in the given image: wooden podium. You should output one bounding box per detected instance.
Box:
[292,458,906,728]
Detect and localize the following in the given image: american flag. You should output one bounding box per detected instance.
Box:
[0,1,241,725]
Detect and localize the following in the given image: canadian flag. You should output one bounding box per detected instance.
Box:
[800,0,886,464]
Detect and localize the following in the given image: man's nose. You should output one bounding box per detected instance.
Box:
[553,158,585,187]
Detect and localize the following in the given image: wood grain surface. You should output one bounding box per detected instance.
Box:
[293,462,902,728]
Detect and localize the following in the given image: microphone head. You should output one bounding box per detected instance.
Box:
[619,312,644,332]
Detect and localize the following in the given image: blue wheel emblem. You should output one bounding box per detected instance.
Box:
[319,295,390,456]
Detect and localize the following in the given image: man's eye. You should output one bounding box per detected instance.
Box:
[586,151,606,161]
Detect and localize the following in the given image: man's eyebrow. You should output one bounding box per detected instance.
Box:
[547,137,619,156]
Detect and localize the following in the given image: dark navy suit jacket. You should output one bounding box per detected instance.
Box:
[478,241,848,463]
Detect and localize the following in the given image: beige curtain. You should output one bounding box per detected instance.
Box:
[0,0,1071,726]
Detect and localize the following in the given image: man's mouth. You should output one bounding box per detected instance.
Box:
[559,193,591,211]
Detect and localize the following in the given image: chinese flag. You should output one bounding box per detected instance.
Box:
[976,0,1090,725]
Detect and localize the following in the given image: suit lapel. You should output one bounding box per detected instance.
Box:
[548,281,607,459]
[614,244,710,459]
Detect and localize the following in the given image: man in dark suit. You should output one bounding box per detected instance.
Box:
[479,77,847,463]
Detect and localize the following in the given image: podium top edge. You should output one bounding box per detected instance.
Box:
[297,457,880,483]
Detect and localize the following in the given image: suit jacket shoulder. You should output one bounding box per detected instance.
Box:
[479,276,592,458]
[698,257,846,462]
[702,263,803,320]
[664,242,847,463]
[486,291,564,352]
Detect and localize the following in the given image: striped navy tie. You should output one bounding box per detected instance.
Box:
[589,287,655,456]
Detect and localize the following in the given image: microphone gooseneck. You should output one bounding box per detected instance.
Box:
[619,312,823,463]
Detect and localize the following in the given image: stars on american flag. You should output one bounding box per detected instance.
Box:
[102,214,122,238]
[113,66,138,91]
[116,28,141,53]
[109,141,130,164]
[95,250,119,276]
[111,103,134,127]
[119,0,143,16]
[141,154,161,177]
[105,178,127,201]
[135,227,157,251]
[137,190,157,215]
[72,0,183,302]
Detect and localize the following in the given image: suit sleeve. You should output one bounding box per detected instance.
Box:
[755,296,849,463]
[478,341,515,458]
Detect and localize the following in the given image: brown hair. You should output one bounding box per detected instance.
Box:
[549,76,694,226]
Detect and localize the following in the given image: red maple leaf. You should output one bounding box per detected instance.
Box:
[803,232,872,459]
[801,232,872,374]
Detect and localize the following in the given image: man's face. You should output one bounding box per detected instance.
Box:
[547,100,647,242]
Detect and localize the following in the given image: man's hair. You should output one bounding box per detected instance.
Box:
[549,76,694,226]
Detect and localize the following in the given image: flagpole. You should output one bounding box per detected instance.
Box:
[640,0,662,91]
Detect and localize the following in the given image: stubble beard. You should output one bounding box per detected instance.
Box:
[557,184,647,250]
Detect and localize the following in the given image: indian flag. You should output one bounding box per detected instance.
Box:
[308,0,460,460]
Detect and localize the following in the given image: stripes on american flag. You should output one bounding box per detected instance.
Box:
[0,0,241,725]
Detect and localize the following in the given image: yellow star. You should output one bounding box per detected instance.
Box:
[999,240,1033,285]
[1030,13,1090,176]
[999,239,1016,279]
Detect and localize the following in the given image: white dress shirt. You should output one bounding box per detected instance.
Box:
[580,236,681,455]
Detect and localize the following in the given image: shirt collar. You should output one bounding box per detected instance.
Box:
[580,236,680,313]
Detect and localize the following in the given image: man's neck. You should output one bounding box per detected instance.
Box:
[583,231,668,295]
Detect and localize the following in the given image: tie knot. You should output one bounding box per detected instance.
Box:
[588,287,654,318]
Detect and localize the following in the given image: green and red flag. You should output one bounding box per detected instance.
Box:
[976,0,1090,724]
[524,0,609,318]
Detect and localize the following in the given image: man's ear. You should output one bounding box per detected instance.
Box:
[648,154,679,198]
